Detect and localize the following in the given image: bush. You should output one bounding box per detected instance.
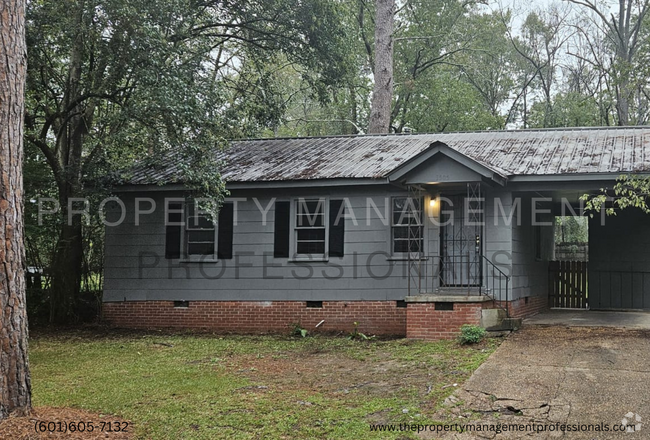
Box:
[458,324,486,344]
[290,323,308,338]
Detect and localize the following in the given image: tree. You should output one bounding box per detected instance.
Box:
[582,174,650,215]
[0,0,31,420]
[528,91,602,127]
[507,5,573,128]
[25,0,351,323]
[568,0,650,125]
[459,12,517,122]
[399,68,504,132]
[390,0,480,132]
[368,0,395,133]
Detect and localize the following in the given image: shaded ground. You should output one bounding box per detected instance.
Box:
[2,328,501,439]
[430,326,650,439]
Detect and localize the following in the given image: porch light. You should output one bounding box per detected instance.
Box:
[429,199,436,207]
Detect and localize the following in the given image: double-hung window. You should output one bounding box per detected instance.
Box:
[391,196,423,255]
[164,199,234,260]
[273,199,344,259]
[295,199,326,256]
[186,201,216,257]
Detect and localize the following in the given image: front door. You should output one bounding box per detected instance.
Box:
[440,193,482,286]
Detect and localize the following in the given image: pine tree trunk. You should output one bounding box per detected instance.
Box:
[0,0,32,420]
[367,0,395,134]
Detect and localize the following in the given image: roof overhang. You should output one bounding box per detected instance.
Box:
[387,141,507,186]
[508,172,649,183]
[114,177,391,192]
[506,172,647,193]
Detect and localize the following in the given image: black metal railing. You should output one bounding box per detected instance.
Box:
[412,255,481,295]
[480,255,510,317]
[411,255,510,315]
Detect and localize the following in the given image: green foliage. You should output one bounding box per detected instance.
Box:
[348,321,375,340]
[291,323,309,338]
[458,11,517,121]
[24,0,354,321]
[400,69,505,132]
[554,216,588,244]
[528,92,602,128]
[581,174,650,217]
[458,324,486,345]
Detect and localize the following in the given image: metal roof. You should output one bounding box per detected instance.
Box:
[126,127,650,185]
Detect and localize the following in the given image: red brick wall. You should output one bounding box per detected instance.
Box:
[406,302,483,340]
[502,295,549,318]
[103,296,549,340]
[102,300,407,336]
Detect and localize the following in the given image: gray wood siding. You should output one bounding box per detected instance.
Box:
[483,188,514,301]
[104,188,415,302]
[510,195,552,301]
[103,186,524,303]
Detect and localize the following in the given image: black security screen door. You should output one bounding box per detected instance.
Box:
[440,185,483,287]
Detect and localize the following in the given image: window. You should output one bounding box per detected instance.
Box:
[164,199,234,260]
[165,201,183,259]
[295,199,326,255]
[391,197,423,254]
[274,199,344,259]
[186,201,216,256]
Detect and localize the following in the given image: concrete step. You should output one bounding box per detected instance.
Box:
[481,308,522,331]
[433,287,482,296]
[486,317,523,332]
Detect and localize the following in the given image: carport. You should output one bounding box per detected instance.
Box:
[588,208,650,310]
[541,190,650,312]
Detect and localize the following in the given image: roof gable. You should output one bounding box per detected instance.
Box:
[387,142,507,185]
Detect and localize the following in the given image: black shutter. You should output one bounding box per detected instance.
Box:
[329,199,345,257]
[217,202,234,259]
[274,201,291,258]
[165,202,183,259]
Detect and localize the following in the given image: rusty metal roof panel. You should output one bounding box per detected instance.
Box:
[126,127,650,185]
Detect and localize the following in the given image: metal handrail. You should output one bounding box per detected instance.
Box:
[480,255,510,318]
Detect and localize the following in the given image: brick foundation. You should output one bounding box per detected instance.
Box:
[102,300,407,336]
[406,302,483,340]
[501,295,549,318]
[102,295,550,340]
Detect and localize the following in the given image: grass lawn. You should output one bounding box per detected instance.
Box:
[29,329,500,439]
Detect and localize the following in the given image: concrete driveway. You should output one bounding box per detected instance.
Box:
[524,310,650,329]
[430,326,650,439]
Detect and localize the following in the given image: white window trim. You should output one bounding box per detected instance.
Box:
[289,197,329,262]
[389,195,425,260]
[181,199,219,263]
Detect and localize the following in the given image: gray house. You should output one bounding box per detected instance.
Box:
[103,127,650,339]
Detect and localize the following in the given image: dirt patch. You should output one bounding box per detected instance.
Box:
[0,407,132,440]
[222,339,495,411]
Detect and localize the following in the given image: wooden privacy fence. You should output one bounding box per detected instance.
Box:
[548,260,588,309]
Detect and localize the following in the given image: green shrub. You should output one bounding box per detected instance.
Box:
[290,323,308,338]
[458,324,486,344]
